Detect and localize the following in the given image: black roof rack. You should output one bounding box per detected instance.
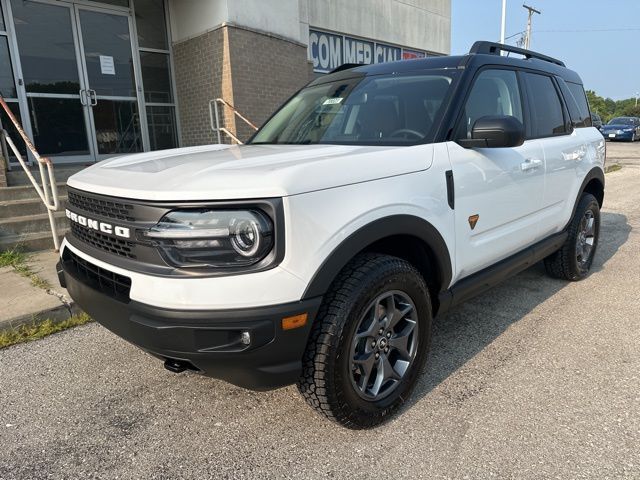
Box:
[469,41,565,67]
[329,63,362,74]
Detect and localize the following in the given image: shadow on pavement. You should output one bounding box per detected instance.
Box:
[408,211,631,407]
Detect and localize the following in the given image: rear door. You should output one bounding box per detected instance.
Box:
[524,73,601,236]
[448,67,546,281]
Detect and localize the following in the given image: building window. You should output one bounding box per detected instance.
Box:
[0,36,15,98]
[133,0,177,151]
[0,1,25,158]
[135,0,167,50]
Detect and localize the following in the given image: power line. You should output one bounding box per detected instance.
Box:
[499,26,640,43]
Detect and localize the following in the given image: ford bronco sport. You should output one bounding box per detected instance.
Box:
[57,42,605,429]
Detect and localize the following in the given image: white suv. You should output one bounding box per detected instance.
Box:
[57,42,605,429]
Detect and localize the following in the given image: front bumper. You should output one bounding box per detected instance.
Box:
[57,252,321,391]
[603,131,633,141]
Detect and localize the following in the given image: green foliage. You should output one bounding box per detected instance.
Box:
[0,247,27,268]
[0,313,93,349]
[587,90,639,122]
[0,246,51,290]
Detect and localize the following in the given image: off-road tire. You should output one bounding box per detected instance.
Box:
[297,253,432,429]
[544,193,600,280]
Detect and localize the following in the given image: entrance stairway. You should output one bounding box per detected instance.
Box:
[0,165,85,251]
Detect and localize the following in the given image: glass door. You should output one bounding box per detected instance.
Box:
[74,5,144,158]
[8,0,145,163]
[10,0,93,163]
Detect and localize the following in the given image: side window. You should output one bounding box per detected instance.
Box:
[524,73,567,137]
[457,69,524,139]
[566,82,592,128]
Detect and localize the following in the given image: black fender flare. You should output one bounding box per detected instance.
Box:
[570,166,605,222]
[301,214,453,300]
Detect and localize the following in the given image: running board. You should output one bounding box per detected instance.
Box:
[438,231,567,315]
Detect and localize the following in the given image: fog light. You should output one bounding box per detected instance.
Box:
[240,331,251,345]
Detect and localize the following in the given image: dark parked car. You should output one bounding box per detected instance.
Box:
[591,113,603,130]
[600,116,640,141]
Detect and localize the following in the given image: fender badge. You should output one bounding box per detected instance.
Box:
[468,214,479,230]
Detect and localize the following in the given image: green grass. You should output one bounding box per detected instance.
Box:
[605,164,622,173]
[0,246,52,290]
[0,247,27,268]
[0,313,93,349]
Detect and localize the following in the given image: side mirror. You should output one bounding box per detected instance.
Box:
[457,115,525,148]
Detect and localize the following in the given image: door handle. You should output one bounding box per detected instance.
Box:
[79,89,88,106]
[521,158,542,171]
[88,89,98,107]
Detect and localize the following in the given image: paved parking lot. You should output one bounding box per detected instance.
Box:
[1,143,639,479]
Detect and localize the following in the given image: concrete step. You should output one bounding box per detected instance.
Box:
[0,183,68,202]
[0,196,68,218]
[6,164,88,186]
[0,211,68,236]
[0,229,68,252]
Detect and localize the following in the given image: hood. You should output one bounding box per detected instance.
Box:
[67,143,433,201]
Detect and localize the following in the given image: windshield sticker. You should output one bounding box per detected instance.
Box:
[323,97,343,105]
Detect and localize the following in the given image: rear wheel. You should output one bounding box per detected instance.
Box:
[544,193,600,280]
[297,253,432,429]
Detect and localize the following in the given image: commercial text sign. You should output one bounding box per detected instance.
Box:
[309,29,430,73]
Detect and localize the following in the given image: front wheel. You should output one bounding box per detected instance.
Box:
[297,253,432,429]
[544,193,600,280]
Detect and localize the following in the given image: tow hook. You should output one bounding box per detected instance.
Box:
[164,358,191,373]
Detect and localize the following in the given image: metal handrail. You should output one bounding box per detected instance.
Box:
[0,96,61,251]
[209,98,258,145]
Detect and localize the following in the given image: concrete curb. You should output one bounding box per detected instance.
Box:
[0,300,83,332]
[0,250,84,333]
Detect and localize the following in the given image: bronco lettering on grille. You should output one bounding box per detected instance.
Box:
[65,209,131,239]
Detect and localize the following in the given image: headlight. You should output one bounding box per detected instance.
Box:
[623,127,634,132]
[144,209,274,268]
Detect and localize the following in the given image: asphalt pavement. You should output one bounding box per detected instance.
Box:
[1,143,638,479]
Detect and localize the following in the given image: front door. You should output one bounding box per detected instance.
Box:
[9,0,144,164]
[448,67,546,282]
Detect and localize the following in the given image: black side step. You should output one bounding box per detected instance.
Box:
[438,230,567,314]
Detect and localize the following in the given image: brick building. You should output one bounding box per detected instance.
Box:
[0,0,450,249]
[0,0,450,175]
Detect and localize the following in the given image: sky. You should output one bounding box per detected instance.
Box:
[451,0,640,100]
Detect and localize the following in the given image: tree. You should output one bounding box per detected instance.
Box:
[585,90,639,122]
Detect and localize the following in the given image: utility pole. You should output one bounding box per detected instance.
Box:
[522,4,541,50]
[500,0,507,44]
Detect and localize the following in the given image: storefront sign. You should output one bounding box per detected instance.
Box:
[309,28,428,73]
[309,30,343,73]
[402,49,426,60]
[375,43,401,63]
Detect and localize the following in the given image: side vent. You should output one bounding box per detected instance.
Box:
[445,170,455,209]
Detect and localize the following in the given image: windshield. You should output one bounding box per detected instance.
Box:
[250,72,455,146]
[608,117,633,125]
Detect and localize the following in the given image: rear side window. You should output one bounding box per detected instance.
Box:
[566,82,592,127]
[524,73,567,138]
[456,68,524,139]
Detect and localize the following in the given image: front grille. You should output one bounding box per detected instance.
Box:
[70,223,137,259]
[63,248,131,302]
[68,190,136,222]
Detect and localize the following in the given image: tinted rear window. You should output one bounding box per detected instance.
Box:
[524,73,567,138]
[566,82,592,127]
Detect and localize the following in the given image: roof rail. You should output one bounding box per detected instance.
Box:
[330,63,362,74]
[469,41,565,67]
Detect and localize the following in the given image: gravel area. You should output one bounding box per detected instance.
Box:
[1,150,638,479]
